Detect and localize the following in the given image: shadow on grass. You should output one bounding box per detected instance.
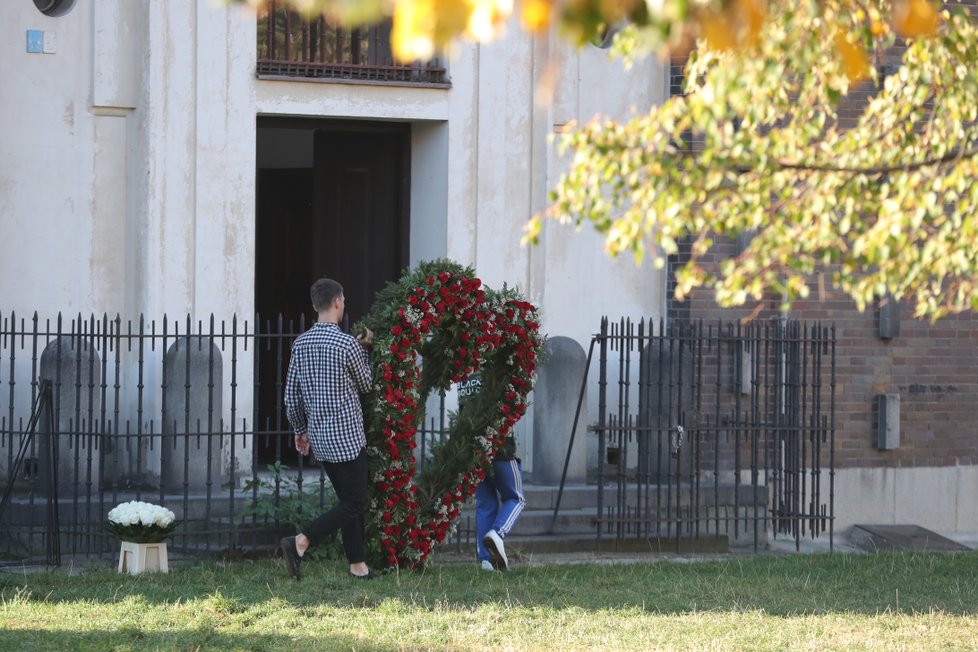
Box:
[0,628,410,652]
[3,551,978,617]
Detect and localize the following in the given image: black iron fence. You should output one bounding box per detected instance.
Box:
[0,312,455,566]
[1,311,836,564]
[573,317,835,552]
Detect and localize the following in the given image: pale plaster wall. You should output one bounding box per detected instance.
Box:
[832,465,978,534]
[445,29,669,353]
[2,2,98,316]
[3,4,665,348]
[733,465,978,536]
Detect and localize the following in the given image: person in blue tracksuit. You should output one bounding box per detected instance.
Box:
[457,374,526,571]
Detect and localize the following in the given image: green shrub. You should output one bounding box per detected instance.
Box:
[240,461,344,559]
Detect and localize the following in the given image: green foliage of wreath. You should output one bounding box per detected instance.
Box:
[354,259,544,569]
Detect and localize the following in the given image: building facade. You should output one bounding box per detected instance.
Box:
[1,1,666,484]
[5,0,975,546]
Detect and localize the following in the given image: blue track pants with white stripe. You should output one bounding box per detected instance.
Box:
[475,458,526,562]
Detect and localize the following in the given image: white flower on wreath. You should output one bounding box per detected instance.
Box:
[403,306,425,327]
[476,434,493,454]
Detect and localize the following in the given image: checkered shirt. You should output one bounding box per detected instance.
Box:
[284,322,373,463]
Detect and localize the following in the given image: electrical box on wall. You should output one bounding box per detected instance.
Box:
[875,393,900,450]
[42,30,57,53]
[878,294,900,339]
[26,30,43,53]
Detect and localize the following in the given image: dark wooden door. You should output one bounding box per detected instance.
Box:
[312,129,409,326]
[255,122,410,464]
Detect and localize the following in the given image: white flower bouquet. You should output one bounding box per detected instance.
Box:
[106,501,180,543]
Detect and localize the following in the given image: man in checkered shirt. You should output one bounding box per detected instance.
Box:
[280,278,377,580]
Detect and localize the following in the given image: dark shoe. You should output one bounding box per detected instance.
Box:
[280,536,302,581]
[348,570,377,580]
[483,529,508,571]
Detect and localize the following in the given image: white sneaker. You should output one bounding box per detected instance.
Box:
[480,559,494,572]
[483,529,508,571]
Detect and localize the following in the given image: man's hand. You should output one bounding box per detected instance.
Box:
[294,433,310,456]
[356,328,374,349]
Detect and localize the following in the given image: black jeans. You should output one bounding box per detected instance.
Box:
[302,447,368,564]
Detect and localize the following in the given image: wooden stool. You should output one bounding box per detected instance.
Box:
[118,541,169,574]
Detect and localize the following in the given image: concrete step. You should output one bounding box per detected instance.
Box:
[431,532,732,564]
[513,482,768,509]
[460,481,768,531]
[458,484,767,552]
[506,533,730,555]
[2,482,770,553]
[851,524,972,552]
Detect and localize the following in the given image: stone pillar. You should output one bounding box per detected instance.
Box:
[533,336,587,484]
[161,338,223,492]
[39,336,103,494]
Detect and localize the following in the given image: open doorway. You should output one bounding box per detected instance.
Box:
[255,117,410,465]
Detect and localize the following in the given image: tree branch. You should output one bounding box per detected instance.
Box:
[709,144,978,176]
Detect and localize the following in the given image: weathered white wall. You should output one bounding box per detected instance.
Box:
[2,3,98,315]
[1,1,255,320]
[2,3,664,348]
[538,40,668,349]
[729,465,978,538]
[832,466,978,534]
[441,28,668,350]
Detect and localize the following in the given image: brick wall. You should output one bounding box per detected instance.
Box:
[792,286,978,468]
[667,1,978,470]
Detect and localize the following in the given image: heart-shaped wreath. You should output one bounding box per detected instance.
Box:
[354,259,543,569]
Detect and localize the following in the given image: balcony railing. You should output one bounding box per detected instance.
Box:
[257,1,449,86]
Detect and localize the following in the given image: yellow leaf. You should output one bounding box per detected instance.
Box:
[835,30,870,82]
[438,0,475,42]
[597,0,637,23]
[736,0,766,46]
[392,0,484,61]
[700,15,737,51]
[520,0,552,32]
[392,0,437,62]
[290,0,321,17]
[893,0,940,38]
[465,0,510,42]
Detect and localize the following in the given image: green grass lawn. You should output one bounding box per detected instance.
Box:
[2,551,977,651]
